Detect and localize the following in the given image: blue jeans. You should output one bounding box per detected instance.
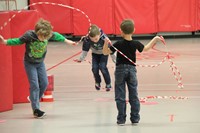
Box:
[115,64,140,122]
[24,61,48,111]
[92,53,111,85]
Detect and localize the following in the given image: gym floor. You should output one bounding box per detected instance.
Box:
[0,37,200,133]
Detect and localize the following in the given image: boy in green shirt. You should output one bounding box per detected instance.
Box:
[0,18,75,118]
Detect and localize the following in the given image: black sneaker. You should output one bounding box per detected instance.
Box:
[117,121,125,126]
[95,83,101,90]
[131,121,139,124]
[131,119,140,124]
[33,109,46,119]
[105,84,112,91]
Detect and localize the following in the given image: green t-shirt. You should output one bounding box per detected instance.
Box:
[7,30,66,63]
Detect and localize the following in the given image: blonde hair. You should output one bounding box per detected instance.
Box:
[35,18,53,39]
[120,19,134,34]
[88,24,100,37]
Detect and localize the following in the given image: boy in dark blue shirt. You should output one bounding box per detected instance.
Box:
[76,24,115,91]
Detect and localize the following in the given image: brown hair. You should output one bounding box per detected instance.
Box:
[120,19,134,34]
[35,18,53,39]
[88,24,100,37]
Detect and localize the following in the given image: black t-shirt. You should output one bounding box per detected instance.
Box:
[110,39,144,66]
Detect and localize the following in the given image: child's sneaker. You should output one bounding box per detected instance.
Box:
[105,84,112,91]
[131,118,140,124]
[131,119,139,124]
[95,83,101,90]
[33,109,46,119]
[27,96,30,102]
[117,121,125,126]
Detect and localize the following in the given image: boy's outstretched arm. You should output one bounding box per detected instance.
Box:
[103,38,112,55]
[0,35,7,45]
[143,36,162,51]
[64,38,77,46]
[74,50,88,63]
[50,32,76,45]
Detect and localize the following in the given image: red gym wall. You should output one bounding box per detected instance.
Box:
[10,11,40,103]
[29,0,200,35]
[0,0,200,112]
[0,12,13,112]
[0,10,39,112]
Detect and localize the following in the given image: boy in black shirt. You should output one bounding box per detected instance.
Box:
[103,19,162,125]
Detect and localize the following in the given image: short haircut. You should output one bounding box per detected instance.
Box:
[88,24,100,37]
[35,18,53,38]
[120,19,134,34]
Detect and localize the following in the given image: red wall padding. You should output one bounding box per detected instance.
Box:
[9,10,40,103]
[114,0,157,34]
[30,0,72,34]
[29,0,200,35]
[0,12,13,112]
[71,0,114,35]
[0,10,39,112]
[157,0,197,32]
[197,0,200,30]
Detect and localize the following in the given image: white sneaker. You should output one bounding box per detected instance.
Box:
[27,96,30,102]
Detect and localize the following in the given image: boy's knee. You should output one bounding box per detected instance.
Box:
[40,80,48,89]
[92,67,99,73]
[99,65,107,71]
